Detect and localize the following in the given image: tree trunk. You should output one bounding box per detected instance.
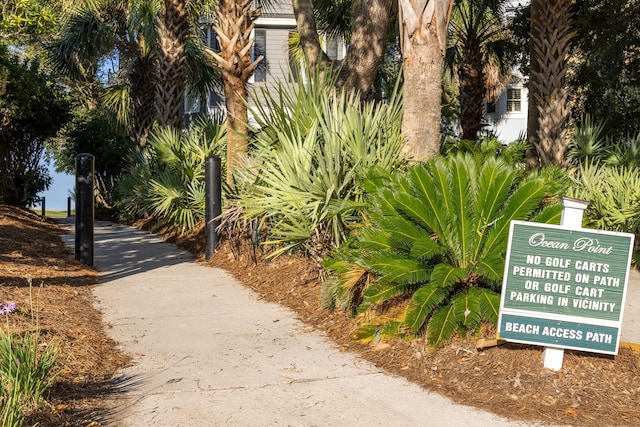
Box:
[459,38,485,141]
[156,0,189,129]
[208,0,262,183]
[336,0,397,99]
[223,77,249,184]
[526,0,542,169]
[399,0,454,161]
[129,54,157,147]
[528,0,575,168]
[401,35,445,160]
[292,0,331,70]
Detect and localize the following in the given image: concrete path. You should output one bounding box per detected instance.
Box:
[57,219,640,426]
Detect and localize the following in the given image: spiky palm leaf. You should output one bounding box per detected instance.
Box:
[118,116,226,233]
[224,69,405,258]
[325,153,562,347]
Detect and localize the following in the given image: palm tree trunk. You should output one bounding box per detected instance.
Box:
[399,0,455,161]
[532,0,575,168]
[208,0,263,183]
[526,0,542,168]
[336,0,397,99]
[292,0,331,70]
[156,0,189,129]
[459,39,485,141]
[129,54,158,147]
[527,0,575,168]
[401,37,445,160]
[223,77,249,184]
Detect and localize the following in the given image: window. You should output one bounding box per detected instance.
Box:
[506,88,522,112]
[252,29,267,83]
[207,28,220,51]
[184,92,200,114]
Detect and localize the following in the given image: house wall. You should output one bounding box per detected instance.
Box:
[485,83,528,143]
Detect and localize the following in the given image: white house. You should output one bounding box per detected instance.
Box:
[484,0,530,143]
[188,0,529,144]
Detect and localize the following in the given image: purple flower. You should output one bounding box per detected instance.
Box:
[0,301,17,315]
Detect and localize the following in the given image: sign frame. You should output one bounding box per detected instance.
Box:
[498,220,635,355]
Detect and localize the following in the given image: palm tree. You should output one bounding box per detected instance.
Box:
[447,0,513,142]
[51,0,218,146]
[324,153,563,347]
[526,0,576,168]
[291,0,397,99]
[206,0,263,183]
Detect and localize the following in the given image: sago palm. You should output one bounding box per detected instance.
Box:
[324,153,563,347]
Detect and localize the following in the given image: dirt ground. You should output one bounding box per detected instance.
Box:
[2,204,640,426]
[0,204,130,426]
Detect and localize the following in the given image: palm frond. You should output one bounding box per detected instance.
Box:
[426,305,458,347]
[452,289,482,328]
[404,282,450,333]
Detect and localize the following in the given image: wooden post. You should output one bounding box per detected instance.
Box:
[542,197,589,371]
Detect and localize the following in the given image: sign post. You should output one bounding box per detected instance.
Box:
[542,198,589,370]
[498,197,635,371]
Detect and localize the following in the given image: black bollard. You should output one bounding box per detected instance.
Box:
[75,154,94,267]
[205,156,222,260]
[40,197,45,217]
[67,196,72,217]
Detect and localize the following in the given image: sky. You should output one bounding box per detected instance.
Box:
[36,161,75,211]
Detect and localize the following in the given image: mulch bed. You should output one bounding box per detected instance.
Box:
[0,204,130,426]
[2,204,640,426]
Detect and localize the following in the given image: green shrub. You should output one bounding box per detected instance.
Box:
[569,161,640,236]
[118,115,226,233]
[323,153,564,348]
[0,298,60,426]
[225,71,406,258]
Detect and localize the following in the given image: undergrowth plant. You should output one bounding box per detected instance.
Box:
[323,153,564,348]
[568,117,640,255]
[225,71,406,258]
[0,288,60,426]
[118,115,226,233]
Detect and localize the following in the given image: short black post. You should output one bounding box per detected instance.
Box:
[67,197,72,217]
[205,156,222,260]
[40,197,45,217]
[75,154,94,267]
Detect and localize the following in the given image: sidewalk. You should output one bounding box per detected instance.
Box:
[57,219,639,426]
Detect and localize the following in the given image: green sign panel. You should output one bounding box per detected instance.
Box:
[500,313,620,354]
[498,221,634,354]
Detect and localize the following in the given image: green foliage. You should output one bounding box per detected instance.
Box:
[226,70,406,258]
[0,291,60,426]
[118,116,226,233]
[571,0,640,139]
[49,108,135,208]
[0,46,70,206]
[569,162,640,236]
[568,115,640,169]
[0,330,60,411]
[0,0,57,40]
[567,114,606,165]
[441,136,527,165]
[324,153,563,347]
